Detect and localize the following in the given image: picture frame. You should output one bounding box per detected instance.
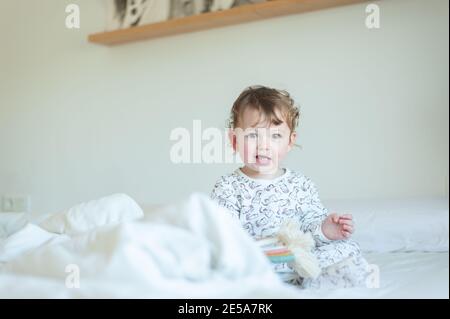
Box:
[106,0,268,30]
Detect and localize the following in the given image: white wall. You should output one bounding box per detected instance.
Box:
[0,0,448,214]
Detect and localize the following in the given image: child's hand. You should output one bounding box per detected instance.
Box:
[321,213,354,240]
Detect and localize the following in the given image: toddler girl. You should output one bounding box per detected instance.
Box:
[211,85,371,289]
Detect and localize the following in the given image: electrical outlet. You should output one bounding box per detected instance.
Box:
[1,195,30,213]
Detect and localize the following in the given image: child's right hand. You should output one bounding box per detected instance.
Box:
[321,213,354,240]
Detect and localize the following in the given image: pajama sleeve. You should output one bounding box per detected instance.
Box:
[210,176,241,221]
[298,177,332,246]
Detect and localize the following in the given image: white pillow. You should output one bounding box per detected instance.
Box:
[0,223,67,263]
[323,198,449,252]
[0,213,29,238]
[39,193,144,236]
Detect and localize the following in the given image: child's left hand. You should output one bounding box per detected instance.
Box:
[321,213,354,240]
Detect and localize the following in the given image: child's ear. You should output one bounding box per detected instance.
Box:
[288,131,297,151]
[228,129,237,152]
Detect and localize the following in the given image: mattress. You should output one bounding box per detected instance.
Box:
[0,195,448,299]
[295,251,449,299]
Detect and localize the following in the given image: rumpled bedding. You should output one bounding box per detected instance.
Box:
[0,193,302,298]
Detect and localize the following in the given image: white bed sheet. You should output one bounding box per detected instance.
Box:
[0,251,447,299]
[363,251,449,298]
[0,194,448,299]
[298,251,449,299]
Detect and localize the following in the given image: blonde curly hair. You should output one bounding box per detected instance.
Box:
[228,85,300,132]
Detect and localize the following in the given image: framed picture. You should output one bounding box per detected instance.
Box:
[107,0,268,30]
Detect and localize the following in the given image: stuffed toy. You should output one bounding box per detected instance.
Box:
[256,219,321,279]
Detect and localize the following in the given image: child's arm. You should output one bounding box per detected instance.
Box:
[210,177,241,221]
[296,177,329,244]
[298,177,354,243]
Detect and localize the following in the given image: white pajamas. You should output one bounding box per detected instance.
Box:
[211,168,371,289]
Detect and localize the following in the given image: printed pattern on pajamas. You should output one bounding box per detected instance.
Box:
[210,168,371,289]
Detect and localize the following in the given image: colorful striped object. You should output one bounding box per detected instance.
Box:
[267,254,296,263]
[252,220,322,280]
[255,237,295,264]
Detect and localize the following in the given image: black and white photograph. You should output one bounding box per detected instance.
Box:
[107,0,268,30]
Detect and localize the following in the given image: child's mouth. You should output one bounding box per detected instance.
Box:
[255,155,272,166]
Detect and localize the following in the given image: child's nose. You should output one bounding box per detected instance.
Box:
[257,134,270,149]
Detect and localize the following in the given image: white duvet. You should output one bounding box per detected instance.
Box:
[0,194,448,299]
[0,193,301,298]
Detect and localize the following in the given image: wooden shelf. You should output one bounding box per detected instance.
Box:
[88,0,369,46]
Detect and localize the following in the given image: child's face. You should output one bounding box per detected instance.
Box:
[231,107,296,176]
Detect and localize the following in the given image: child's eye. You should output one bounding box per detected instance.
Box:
[272,133,282,139]
[246,133,258,139]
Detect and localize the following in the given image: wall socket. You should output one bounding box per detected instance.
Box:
[1,195,30,213]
